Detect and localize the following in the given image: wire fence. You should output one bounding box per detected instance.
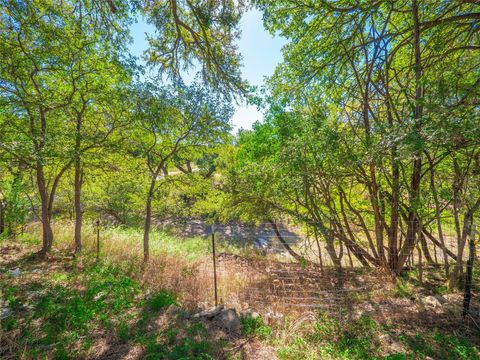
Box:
[192,220,479,324]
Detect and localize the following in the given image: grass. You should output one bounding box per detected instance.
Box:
[0,253,227,359]
[2,223,479,359]
[276,312,480,360]
[240,315,272,339]
[277,314,380,360]
[1,258,142,358]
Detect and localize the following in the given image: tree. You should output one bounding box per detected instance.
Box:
[225,0,480,272]
[132,83,232,262]
[0,0,131,255]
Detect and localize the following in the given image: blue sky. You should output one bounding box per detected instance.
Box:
[129,9,285,131]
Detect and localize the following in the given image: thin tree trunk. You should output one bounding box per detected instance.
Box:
[269,220,306,263]
[420,233,434,264]
[426,151,449,275]
[450,199,480,289]
[325,222,342,269]
[396,0,424,273]
[143,180,155,263]
[0,199,5,235]
[37,163,53,256]
[73,106,85,254]
[313,228,324,274]
[74,158,83,253]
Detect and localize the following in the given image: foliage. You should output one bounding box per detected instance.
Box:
[240,315,272,339]
[147,290,177,311]
[277,314,380,360]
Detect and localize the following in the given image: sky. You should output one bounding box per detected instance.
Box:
[129,9,285,131]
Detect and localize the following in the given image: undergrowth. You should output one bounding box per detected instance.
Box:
[276,312,480,360]
[0,254,224,359]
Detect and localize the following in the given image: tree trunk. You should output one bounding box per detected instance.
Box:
[269,219,306,263]
[74,158,83,253]
[396,0,424,273]
[37,163,53,256]
[426,151,449,275]
[450,199,480,289]
[74,111,83,254]
[0,199,5,235]
[143,175,158,263]
[420,233,434,264]
[143,192,153,263]
[313,228,324,273]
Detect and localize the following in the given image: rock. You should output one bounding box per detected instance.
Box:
[435,295,447,304]
[218,308,242,334]
[424,295,442,308]
[253,237,269,250]
[240,308,260,319]
[0,307,12,320]
[264,311,285,325]
[7,268,21,278]
[193,305,224,319]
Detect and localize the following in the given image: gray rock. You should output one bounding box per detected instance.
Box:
[253,237,269,249]
[7,268,21,278]
[0,307,12,320]
[219,308,242,334]
[193,305,224,319]
[435,295,447,304]
[424,295,442,308]
[240,308,260,319]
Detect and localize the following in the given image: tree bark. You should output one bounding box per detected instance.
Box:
[268,219,307,263]
[74,158,83,253]
[74,110,83,254]
[450,198,480,289]
[37,163,53,256]
[0,199,5,235]
[426,151,449,275]
[143,180,155,263]
[396,0,424,273]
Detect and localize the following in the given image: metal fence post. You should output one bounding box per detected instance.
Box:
[210,224,218,307]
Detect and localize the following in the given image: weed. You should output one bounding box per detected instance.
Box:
[393,279,414,298]
[148,290,177,311]
[278,314,380,360]
[241,316,272,339]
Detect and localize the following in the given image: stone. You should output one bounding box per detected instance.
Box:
[7,268,21,278]
[218,308,242,334]
[193,305,224,319]
[435,295,447,304]
[424,295,442,308]
[0,307,12,320]
[253,238,269,250]
[240,308,260,319]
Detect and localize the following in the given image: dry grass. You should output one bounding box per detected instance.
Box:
[20,221,254,311]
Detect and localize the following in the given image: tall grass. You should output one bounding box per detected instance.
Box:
[19,221,253,310]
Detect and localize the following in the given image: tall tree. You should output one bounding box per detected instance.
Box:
[133,83,232,262]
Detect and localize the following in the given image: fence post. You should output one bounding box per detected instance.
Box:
[463,225,476,319]
[96,219,100,261]
[210,224,218,307]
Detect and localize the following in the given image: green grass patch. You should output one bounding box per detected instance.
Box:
[147,290,177,311]
[241,316,272,339]
[277,314,380,360]
[395,330,480,360]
